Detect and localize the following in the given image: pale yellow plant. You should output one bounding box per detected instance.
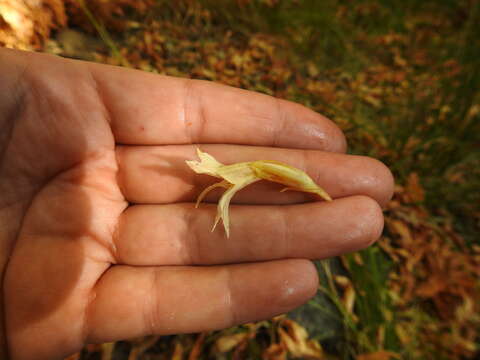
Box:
[186,148,332,237]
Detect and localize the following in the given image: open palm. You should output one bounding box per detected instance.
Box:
[0,49,393,360]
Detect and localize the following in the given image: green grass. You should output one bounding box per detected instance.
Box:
[204,0,480,241]
[76,0,480,358]
[191,1,480,358]
[74,0,130,66]
[309,250,399,358]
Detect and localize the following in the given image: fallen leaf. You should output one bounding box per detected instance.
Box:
[387,219,413,245]
[406,173,425,202]
[335,275,356,316]
[278,319,324,359]
[394,324,410,345]
[101,342,115,360]
[0,0,66,49]
[416,275,446,298]
[214,332,249,353]
[188,333,206,360]
[357,350,401,360]
[307,61,319,77]
[171,341,183,360]
[128,336,160,360]
[263,343,287,360]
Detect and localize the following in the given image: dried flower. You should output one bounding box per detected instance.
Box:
[186,148,332,237]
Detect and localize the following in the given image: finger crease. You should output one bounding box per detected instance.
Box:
[183,206,197,265]
[82,264,110,344]
[280,208,291,258]
[146,268,161,335]
[224,268,237,327]
[87,66,113,127]
[272,98,287,147]
[182,79,206,144]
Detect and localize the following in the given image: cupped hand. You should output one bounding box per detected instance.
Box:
[0,48,393,359]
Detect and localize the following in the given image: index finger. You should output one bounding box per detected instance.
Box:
[87,62,347,152]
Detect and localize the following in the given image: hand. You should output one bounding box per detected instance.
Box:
[0,48,393,360]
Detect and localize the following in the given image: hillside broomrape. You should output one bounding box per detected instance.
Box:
[186,148,332,237]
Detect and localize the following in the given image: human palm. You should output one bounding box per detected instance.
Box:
[0,49,393,360]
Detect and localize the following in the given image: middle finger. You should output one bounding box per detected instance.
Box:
[116,144,393,206]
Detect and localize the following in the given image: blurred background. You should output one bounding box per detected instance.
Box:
[1,0,479,359]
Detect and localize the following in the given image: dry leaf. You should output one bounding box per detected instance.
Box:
[307,61,319,77]
[214,332,249,353]
[394,324,410,345]
[388,219,413,245]
[406,173,425,202]
[335,275,356,316]
[171,341,184,360]
[101,342,115,360]
[416,275,446,298]
[357,350,401,360]
[188,333,206,360]
[278,319,324,359]
[0,0,66,49]
[263,343,287,360]
[353,252,365,266]
[128,336,160,360]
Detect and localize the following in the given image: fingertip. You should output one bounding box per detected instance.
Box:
[265,259,319,315]
[229,259,319,325]
[370,158,395,207]
[276,99,348,152]
[292,259,319,301]
[327,120,348,153]
[350,195,385,249]
[338,155,395,208]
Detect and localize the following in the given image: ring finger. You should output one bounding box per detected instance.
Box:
[113,195,384,266]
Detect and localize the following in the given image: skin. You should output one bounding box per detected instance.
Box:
[0,48,394,360]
